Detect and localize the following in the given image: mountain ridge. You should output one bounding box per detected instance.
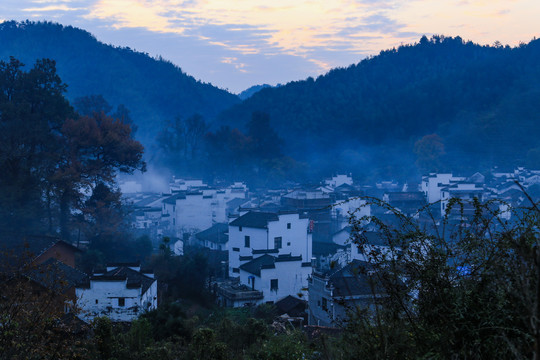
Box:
[0,20,240,148]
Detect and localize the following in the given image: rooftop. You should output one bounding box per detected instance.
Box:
[195,223,229,244]
[240,254,303,276]
[229,211,279,229]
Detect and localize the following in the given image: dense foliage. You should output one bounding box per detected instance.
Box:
[0,56,145,254]
[156,111,304,186]
[341,195,540,359]
[219,35,540,179]
[4,22,540,181]
[0,20,240,148]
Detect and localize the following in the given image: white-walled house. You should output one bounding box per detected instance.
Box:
[324,174,353,188]
[76,264,157,322]
[440,182,487,215]
[223,210,313,305]
[162,185,247,237]
[228,211,312,276]
[238,254,312,304]
[421,173,458,204]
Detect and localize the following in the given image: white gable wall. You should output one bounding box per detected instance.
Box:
[76,280,142,322]
[228,226,267,276]
[267,214,311,262]
[239,260,311,304]
[228,213,312,277]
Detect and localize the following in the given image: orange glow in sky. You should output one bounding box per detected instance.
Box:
[5,0,540,91]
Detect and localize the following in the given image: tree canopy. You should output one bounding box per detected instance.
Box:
[0,56,145,243]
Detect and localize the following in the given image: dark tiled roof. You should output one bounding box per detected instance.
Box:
[240,254,303,276]
[0,236,80,272]
[133,195,163,207]
[313,241,346,256]
[195,223,229,244]
[240,254,276,276]
[82,266,155,294]
[229,211,278,229]
[107,261,140,268]
[227,197,249,210]
[355,231,390,247]
[275,295,306,316]
[252,249,279,255]
[26,258,88,294]
[163,193,186,204]
[5,235,80,258]
[329,260,382,297]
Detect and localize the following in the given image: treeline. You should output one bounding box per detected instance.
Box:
[0,56,148,264]
[0,20,240,148]
[6,22,540,181]
[219,35,540,178]
[155,111,306,186]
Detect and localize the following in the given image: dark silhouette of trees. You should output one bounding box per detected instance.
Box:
[334,195,540,359]
[0,57,73,237]
[218,35,540,178]
[0,57,145,242]
[74,94,112,116]
[414,133,446,172]
[0,21,240,149]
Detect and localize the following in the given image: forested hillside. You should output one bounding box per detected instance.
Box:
[4,21,540,180]
[219,35,540,178]
[0,21,240,147]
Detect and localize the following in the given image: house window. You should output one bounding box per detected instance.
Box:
[322,297,328,311]
[232,247,240,252]
[95,299,99,304]
[287,242,291,246]
[274,237,282,249]
[245,235,250,248]
[233,268,240,273]
[270,279,278,291]
[118,297,125,307]
[287,223,291,229]
[239,226,242,232]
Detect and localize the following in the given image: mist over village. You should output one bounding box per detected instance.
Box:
[1,1,540,358]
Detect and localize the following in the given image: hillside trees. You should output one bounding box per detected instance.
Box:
[203,111,300,185]
[55,112,145,239]
[337,196,540,358]
[156,111,299,185]
[218,35,540,178]
[157,113,208,169]
[0,57,73,236]
[0,57,145,242]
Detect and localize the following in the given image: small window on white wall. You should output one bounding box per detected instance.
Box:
[270,279,278,291]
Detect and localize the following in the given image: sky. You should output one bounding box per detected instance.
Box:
[1,0,539,93]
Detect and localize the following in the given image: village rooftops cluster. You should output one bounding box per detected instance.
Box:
[114,170,540,326]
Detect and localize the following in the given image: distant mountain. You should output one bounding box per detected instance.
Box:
[218,35,540,178]
[238,84,273,100]
[0,21,240,148]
